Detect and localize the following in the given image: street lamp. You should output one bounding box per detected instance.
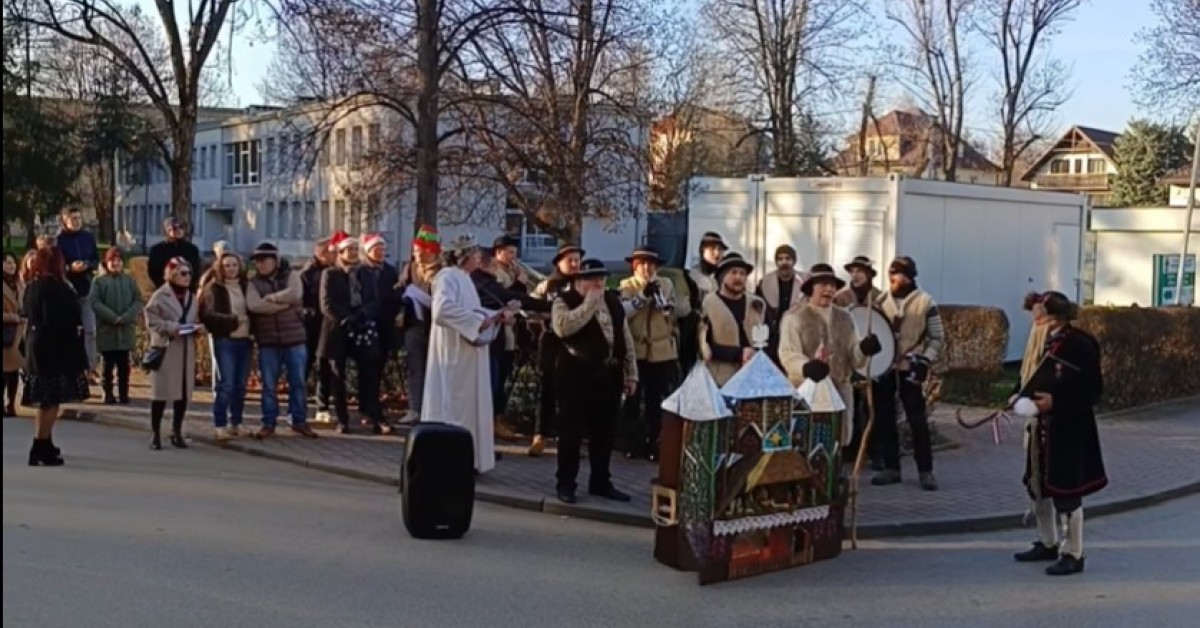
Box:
[1175,111,1200,306]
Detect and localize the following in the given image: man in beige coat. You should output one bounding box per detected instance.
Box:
[698,251,764,386]
[779,263,882,443]
[756,244,806,366]
[618,246,689,461]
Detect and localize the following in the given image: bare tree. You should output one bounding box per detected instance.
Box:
[978,0,1080,187]
[886,0,974,182]
[1131,0,1200,121]
[700,0,866,176]
[263,0,520,230]
[20,0,236,222]
[452,0,654,244]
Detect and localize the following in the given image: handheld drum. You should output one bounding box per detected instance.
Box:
[847,305,897,380]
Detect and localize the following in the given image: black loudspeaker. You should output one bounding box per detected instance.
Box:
[400,422,476,539]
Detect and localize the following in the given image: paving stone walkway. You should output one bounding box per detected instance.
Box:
[49,384,1200,538]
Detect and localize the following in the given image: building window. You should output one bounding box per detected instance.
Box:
[351,126,363,165]
[264,202,275,237]
[265,137,276,176]
[1049,159,1070,174]
[191,149,198,179]
[209,145,217,179]
[199,146,207,179]
[1087,158,1106,174]
[276,202,289,239]
[224,140,261,185]
[335,129,347,166]
[504,199,557,250]
[368,123,380,152]
[349,200,363,232]
[292,133,303,170]
[304,201,317,239]
[319,132,330,167]
[1073,159,1083,174]
[333,200,346,232]
[319,200,329,236]
[291,201,304,239]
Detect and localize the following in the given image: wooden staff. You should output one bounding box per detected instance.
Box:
[848,309,877,550]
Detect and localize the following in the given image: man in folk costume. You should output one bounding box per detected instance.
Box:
[422,235,509,474]
[1011,291,1106,576]
[833,255,885,466]
[679,231,728,374]
[318,233,391,435]
[778,263,882,443]
[834,255,883,308]
[871,256,944,491]
[397,225,442,424]
[618,246,689,461]
[551,259,637,505]
[527,243,583,456]
[471,239,548,441]
[755,244,806,366]
[698,251,764,386]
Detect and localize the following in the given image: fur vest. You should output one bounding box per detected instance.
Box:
[877,289,938,365]
[699,291,764,385]
[780,304,859,386]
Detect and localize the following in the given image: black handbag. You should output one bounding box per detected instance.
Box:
[141,294,192,372]
[2,324,15,349]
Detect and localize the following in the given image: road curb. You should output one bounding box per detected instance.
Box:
[64,408,1200,538]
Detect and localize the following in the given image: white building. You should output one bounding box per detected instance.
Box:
[1020,125,1120,207]
[114,100,649,267]
[1087,207,1198,307]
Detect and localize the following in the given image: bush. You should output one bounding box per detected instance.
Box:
[938,305,1009,374]
[1076,306,1200,410]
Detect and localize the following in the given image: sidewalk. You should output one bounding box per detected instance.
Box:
[54,385,1200,538]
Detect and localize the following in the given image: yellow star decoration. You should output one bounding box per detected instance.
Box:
[767,431,783,446]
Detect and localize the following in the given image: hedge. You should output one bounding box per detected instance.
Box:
[1076,306,1200,411]
[937,305,1009,374]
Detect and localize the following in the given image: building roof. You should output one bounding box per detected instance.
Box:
[833,109,1000,173]
[721,350,797,400]
[1019,125,1121,182]
[1161,162,1195,185]
[661,363,733,422]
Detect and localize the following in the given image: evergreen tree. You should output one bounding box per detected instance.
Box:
[1111,119,1192,207]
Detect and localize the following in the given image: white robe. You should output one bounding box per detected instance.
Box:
[422,267,496,473]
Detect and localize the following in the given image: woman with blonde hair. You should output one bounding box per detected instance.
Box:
[143,257,203,450]
[89,248,143,404]
[199,252,251,440]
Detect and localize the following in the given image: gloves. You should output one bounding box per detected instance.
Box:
[642,281,660,299]
[908,355,930,383]
[802,360,830,383]
[859,333,882,356]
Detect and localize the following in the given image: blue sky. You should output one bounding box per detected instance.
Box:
[206,0,1154,135]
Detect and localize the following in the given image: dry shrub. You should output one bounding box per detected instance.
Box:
[1076,306,1200,410]
[938,305,1009,374]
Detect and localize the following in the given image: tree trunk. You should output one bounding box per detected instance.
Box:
[415,0,440,232]
[169,115,196,227]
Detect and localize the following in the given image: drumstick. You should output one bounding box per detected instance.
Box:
[849,308,877,550]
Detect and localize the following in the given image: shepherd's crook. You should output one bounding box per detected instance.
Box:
[848,311,876,549]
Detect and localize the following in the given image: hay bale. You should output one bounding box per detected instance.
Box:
[1077,306,1200,410]
[127,256,155,297]
[938,305,1008,374]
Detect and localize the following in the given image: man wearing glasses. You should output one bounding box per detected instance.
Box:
[148,218,202,291]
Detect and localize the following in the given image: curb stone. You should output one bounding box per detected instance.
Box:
[61,408,1200,539]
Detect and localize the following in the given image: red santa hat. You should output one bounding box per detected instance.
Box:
[330,230,358,251]
[361,233,387,252]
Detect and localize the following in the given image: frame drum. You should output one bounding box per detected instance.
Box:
[848,305,897,380]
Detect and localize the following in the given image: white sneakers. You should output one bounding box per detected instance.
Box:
[215,425,244,441]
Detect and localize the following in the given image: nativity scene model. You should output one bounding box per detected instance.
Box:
[652,328,849,585]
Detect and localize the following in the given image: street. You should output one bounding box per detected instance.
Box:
[4,419,1199,628]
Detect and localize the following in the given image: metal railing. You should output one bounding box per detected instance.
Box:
[1033,173,1112,189]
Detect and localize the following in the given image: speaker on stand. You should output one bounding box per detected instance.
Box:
[400,422,476,539]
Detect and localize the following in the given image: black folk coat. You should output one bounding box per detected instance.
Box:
[1024,325,1108,500]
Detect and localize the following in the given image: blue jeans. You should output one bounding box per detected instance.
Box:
[258,344,308,427]
[211,337,252,428]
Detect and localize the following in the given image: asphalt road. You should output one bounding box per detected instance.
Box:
[4,419,1199,628]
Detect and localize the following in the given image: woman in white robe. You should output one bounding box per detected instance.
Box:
[422,235,501,473]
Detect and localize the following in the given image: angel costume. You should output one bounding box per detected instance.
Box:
[422,265,495,473]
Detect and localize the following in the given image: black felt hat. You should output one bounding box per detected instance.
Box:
[552,243,585,264]
[716,251,753,278]
[844,255,877,277]
[801,263,846,295]
[625,246,663,264]
[574,258,609,280]
[698,231,728,252]
[888,256,918,280]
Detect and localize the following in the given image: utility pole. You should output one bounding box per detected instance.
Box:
[1175,113,1200,306]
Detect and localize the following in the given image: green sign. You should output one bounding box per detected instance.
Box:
[1152,254,1196,306]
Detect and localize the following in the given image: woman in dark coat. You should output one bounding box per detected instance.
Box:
[22,246,91,466]
[1013,291,1105,576]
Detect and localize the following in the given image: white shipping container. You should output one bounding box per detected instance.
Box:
[686,174,1089,361]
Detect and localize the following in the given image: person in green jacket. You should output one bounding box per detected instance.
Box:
[90,248,144,404]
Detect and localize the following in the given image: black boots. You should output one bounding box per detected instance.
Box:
[1014,542,1059,562]
[150,400,188,450]
[28,439,64,466]
[1045,554,1085,576]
